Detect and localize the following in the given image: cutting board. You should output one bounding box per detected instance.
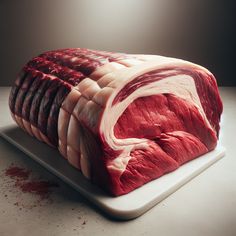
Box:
[0,125,225,220]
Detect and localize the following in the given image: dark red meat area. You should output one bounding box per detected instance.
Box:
[116,131,208,195]
[109,94,214,195]
[114,94,217,150]
[11,68,72,146]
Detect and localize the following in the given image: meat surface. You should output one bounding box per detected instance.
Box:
[9,48,223,196]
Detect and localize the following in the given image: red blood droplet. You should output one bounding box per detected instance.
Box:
[5,166,30,180]
[19,181,58,199]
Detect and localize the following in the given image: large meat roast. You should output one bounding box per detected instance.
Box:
[9,48,223,196]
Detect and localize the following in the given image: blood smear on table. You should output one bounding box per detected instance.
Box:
[4,164,58,200]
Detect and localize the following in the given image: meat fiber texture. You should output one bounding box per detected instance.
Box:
[9,48,223,196]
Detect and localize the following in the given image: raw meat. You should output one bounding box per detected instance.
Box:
[9,48,223,196]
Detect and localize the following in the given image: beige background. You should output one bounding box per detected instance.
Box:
[0,0,235,86]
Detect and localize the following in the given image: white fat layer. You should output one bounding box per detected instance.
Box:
[101,74,212,173]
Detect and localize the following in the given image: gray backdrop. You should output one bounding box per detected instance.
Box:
[0,0,235,86]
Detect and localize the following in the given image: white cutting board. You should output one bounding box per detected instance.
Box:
[0,125,225,220]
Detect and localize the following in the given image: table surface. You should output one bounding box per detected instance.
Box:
[0,87,235,236]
